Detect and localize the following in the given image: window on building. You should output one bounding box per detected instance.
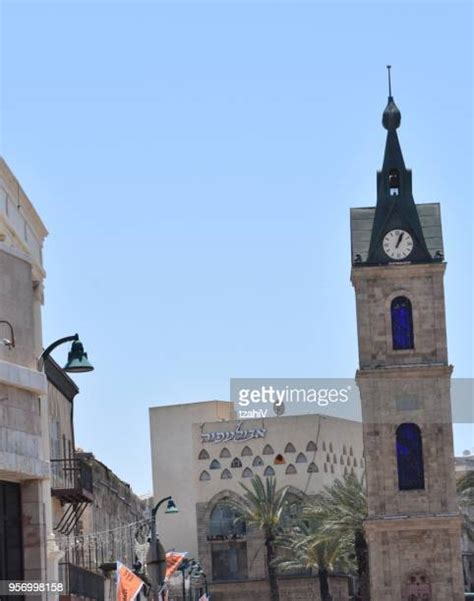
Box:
[284,443,296,453]
[354,458,358,467]
[211,543,248,581]
[285,464,296,475]
[296,453,307,464]
[242,468,253,478]
[322,441,326,451]
[306,441,317,452]
[221,469,232,480]
[264,466,275,477]
[396,423,425,490]
[330,465,334,474]
[209,503,246,537]
[349,446,354,456]
[388,168,400,195]
[231,458,242,468]
[391,296,414,350]
[210,459,221,470]
[329,443,333,453]
[198,449,210,460]
[340,456,344,465]
[263,444,274,455]
[241,446,252,457]
[274,454,285,465]
[220,448,231,458]
[252,456,263,467]
[199,471,210,481]
[307,462,318,473]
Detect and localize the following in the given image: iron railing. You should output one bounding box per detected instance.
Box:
[51,457,93,502]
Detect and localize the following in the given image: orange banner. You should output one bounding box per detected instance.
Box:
[165,552,187,579]
[116,562,144,601]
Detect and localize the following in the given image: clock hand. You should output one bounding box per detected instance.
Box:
[395,232,404,248]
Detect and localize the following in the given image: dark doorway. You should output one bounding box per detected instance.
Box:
[0,481,23,584]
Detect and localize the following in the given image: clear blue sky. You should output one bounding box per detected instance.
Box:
[1,1,472,494]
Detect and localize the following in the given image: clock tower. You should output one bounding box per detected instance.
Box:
[350,73,464,600]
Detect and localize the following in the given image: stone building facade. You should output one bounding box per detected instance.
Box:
[150,401,364,600]
[350,90,464,599]
[0,158,49,590]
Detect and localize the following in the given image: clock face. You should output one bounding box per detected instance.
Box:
[383,229,414,260]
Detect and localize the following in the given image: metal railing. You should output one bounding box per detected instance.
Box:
[51,457,93,498]
[59,562,104,601]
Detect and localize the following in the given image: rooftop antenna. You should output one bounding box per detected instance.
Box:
[387,65,393,98]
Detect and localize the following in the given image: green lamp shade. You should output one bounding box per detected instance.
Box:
[64,340,94,373]
[165,499,179,514]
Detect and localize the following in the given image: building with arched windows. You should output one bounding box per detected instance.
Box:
[149,401,363,599]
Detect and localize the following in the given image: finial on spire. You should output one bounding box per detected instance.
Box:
[382,65,401,130]
[387,65,392,98]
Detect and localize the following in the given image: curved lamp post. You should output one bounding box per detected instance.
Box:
[146,496,179,601]
[39,333,94,373]
[0,320,15,349]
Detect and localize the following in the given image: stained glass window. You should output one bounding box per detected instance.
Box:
[396,423,424,490]
[391,296,414,350]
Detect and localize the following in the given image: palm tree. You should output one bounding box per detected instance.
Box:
[457,471,474,540]
[304,474,369,600]
[275,518,355,601]
[228,476,289,601]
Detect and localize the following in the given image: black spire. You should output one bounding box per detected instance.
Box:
[366,68,432,264]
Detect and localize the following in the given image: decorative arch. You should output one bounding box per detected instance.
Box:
[307,462,318,473]
[241,446,253,457]
[391,296,414,350]
[219,447,231,458]
[306,441,317,452]
[284,443,296,453]
[296,453,307,464]
[242,467,253,478]
[274,454,286,465]
[285,464,297,475]
[221,469,232,480]
[263,444,274,455]
[198,449,210,460]
[231,457,242,468]
[252,456,263,467]
[199,470,210,481]
[264,466,275,477]
[210,459,221,470]
[396,423,425,490]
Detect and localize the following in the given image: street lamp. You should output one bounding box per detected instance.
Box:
[39,333,94,373]
[0,320,15,348]
[146,496,179,600]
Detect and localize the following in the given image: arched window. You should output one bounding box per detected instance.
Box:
[264,466,275,477]
[199,470,210,481]
[330,464,334,474]
[353,458,358,467]
[388,168,400,195]
[340,456,344,465]
[306,441,317,452]
[241,446,253,457]
[391,296,414,350]
[242,467,253,478]
[263,444,274,455]
[231,457,242,468]
[210,459,221,470]
[307,462,318,473]
[396,423,425,490]
[296,453,307,464]
[274,454,286,465]
[252,456,263,467]
[284,443,296,453]
[220,447,231,458]
[221,469,232,480]
[199,449,210,460]
[329,443,333,453]
[322,441,327,451]
[285,464,297,475]
[209,503,245,537]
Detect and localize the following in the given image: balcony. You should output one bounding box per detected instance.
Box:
[59,562,104,601]
[51,457,94,504]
